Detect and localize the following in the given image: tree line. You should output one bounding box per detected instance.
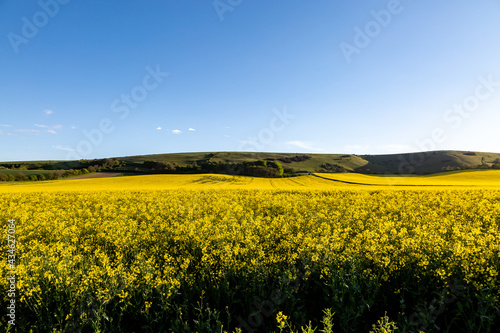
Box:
[0,168,97,182]
[141,159,289,178]
[0,158,123,182]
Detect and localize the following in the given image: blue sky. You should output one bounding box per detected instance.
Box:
[1,0,500,161]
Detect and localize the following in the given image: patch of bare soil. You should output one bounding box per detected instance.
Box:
[68,172,122,180]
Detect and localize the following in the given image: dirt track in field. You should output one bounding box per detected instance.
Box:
[68,172,122,180]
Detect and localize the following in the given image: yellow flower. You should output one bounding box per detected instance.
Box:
[276,311,288,327]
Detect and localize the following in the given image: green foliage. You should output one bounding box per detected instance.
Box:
[15,172,28,181]
[320,308,335,333]
[320,163,347,173]
[268,160,284,176]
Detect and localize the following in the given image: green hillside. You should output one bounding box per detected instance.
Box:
[2,150,500,178]
[117,150,500,175]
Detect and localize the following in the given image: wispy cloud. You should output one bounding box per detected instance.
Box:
[285,141,323,152]
[34,124,47,128]
[53,145,74,152]
[15,129,40,134]
[0,124,12,127]
[172,129,182,134]
[47,130,57,134]
[53,124,63,129]
[156,127,162,130]
[44,109,54,115]
[188,128,196,131]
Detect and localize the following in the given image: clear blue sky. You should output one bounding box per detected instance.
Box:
[1,0,500,161]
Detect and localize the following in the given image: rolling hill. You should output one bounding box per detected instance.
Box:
[1,150,500,177]
[115,150,500,175]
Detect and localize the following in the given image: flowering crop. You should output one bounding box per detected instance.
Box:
[0,173,499,332]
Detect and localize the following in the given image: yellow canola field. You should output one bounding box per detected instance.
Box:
[315,169,500,186]
[2,169,500,193]
[2,188,500,296]
[0,174,353,193]
[1,171,500,330]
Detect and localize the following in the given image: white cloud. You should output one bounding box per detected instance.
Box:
[70,125,77,129]
[0,130,3,135]
[44,109,54,115]
[172,129,182,134]
[47,130,57,134]
[53,124,63,129]
[156,127,162,130]
[0,124,12,127]
[285,141,323,152]
[188,128,196,131]
[52,145,74,152]
[34,124,47,128]
[15,129,40,134]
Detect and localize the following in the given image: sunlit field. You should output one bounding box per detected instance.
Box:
[315,169,500,187]
[2,170,500,193]
[1,172,500,332]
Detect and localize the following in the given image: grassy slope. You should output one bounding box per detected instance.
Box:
[0,170,55,176]
[2,150,500,176]
[360,150,500,174]
[119,151,369,173]
[119,150,500,174]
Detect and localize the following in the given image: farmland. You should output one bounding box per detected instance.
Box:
[2,150,500,180]
[1,171,500,332]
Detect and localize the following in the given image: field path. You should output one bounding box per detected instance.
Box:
[312,173,369,185]
[67,172,122,180]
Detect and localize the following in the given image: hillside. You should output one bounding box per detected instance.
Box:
[117,150,500,175]
[1,150,500,179]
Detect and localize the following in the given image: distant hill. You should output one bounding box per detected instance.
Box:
[2,150,500,178]
[117,150,500,175]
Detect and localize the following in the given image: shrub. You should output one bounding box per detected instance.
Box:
[54,170,66,178]
[267,161,284,176]
[16,172,28,181]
